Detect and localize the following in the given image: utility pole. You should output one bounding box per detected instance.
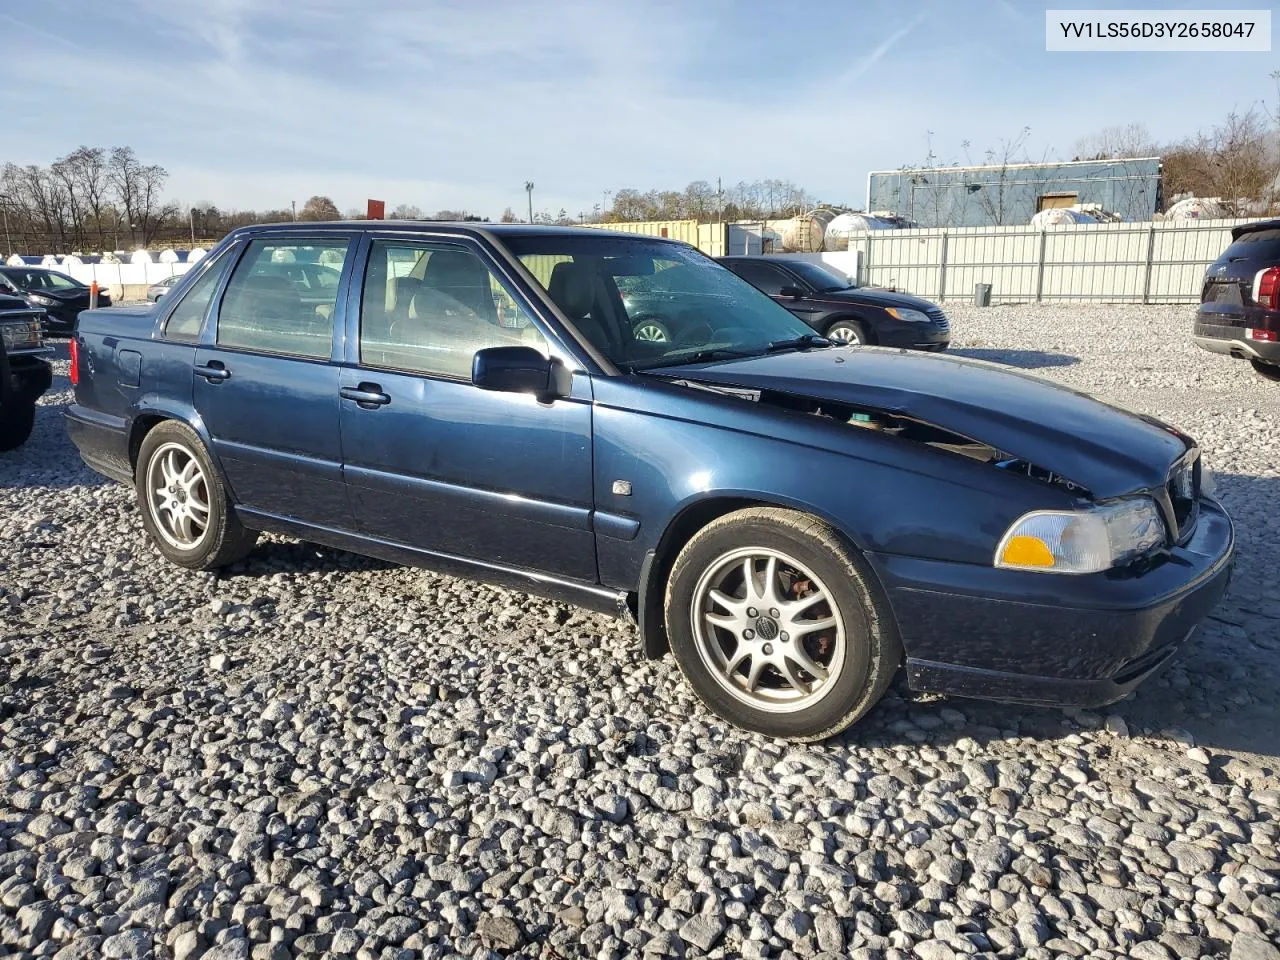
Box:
[188,207,196,246]
[601,189,612,220]
[0,195,11,258]
[524,181,535,223]
[716,178,723,224]
[291,200,297,221]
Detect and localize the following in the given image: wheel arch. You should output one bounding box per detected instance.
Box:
[127,400,221,476]
[632,490,888,659]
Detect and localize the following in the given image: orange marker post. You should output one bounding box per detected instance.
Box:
[89,280,99,310]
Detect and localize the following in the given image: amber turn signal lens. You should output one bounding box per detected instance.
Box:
[999,535,1056,568]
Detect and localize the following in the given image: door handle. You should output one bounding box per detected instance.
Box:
[194,361,230,382]
[340,383,391,408]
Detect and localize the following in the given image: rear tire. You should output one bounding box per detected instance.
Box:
[0,401,36,451]
[664,507,901,740]
[1251,359,1280,382]
[824,318,869,345]
[135,420,257,569]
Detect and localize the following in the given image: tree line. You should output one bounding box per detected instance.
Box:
[2,147,174,254]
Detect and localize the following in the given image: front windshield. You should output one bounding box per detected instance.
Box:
[503,235,817,369]
[785,260,854,292]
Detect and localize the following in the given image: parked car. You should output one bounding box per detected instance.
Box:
[716,255,950,350]
[66,223,1232,740]
[0,294,53,450]
[1194,218,1280,381]
[0,266,111,333]
[147,275,182,302]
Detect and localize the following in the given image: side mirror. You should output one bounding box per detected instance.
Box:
[472,345,568,399]
[779,285,804,299]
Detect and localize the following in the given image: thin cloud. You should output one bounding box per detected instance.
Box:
[839,13,927,84]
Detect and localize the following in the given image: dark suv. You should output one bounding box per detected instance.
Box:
[0,294,53,450]
[717,256,949,350]
[1194,219,1280,381]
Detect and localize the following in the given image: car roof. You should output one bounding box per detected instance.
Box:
[1231,218,1280,240]
[225,220,680,244]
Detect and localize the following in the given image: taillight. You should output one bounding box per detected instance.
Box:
[68,337,80,386]
[1254,266,1280,309]
[1249,328,1279,342]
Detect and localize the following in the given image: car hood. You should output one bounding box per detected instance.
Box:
[654,347,1189,498]
[809,287,939,311]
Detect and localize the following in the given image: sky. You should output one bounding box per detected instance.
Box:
[1,0,1275,218]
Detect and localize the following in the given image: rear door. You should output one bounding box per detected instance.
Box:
[193,234,357,527]
[338,235,597,582]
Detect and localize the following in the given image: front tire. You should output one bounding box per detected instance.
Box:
[664,507,900,740]
[135,420,257,569]
[824,318,868,345]
[1251,359,1280,382]
[0,401,36,451]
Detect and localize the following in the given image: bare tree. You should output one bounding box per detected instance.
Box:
[299,195,341,221]
[107,147,174,245]
[500,207,517,223]
[1073,123,1157,161]
[390,203,422,219]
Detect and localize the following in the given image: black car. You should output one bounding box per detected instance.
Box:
[0,294,53,450]
[1194,219,1280,381]
[0,266,111,333]
[717,256,949,350]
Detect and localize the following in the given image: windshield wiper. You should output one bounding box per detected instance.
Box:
[629,348,756,370]
[765,334,832,353]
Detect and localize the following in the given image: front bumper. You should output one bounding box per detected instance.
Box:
[877,324,950,351]
[1,355,52,405]
[872,497,1235,707]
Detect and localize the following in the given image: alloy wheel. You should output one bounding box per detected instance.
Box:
[690,547,847,713]
[145,442,211,549]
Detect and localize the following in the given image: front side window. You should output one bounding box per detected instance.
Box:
[503,236,812,370]
[728,260,788,296]
[216,239,350,359]
[359,240,546,379]
[38,271,86,291]
[164,249,234,340]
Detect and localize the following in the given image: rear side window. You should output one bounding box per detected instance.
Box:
[216,239,350,359]
[164,250,234,341]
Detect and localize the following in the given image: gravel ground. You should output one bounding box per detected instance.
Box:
[2,305,1279,960]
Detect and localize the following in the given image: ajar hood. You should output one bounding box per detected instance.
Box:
[656,347,1190,499]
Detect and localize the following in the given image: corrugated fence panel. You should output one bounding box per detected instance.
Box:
[944,226,1040,302]
[1041,222,1149,301]
[576,216,1254,304]
[1146,218,1250,304]
[864,231,944,297]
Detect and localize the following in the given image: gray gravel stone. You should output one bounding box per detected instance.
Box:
[3,312,1280,960]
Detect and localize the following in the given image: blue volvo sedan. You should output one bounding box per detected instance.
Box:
[65,222,1234,740]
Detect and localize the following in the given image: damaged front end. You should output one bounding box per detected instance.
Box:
[668,377,1090,497]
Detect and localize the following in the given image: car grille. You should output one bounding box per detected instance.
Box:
[0,317,44,352]
[925,307,950,332]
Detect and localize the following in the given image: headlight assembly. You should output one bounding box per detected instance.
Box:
[885,307,932,323]
[995,498,1166,574]
[28,293,56,306]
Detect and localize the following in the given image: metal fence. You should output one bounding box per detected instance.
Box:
[852,218,1252,304]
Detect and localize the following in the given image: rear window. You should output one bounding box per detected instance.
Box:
[1223,230,1280,263]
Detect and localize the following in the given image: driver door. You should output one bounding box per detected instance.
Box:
[339,237,598,582]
